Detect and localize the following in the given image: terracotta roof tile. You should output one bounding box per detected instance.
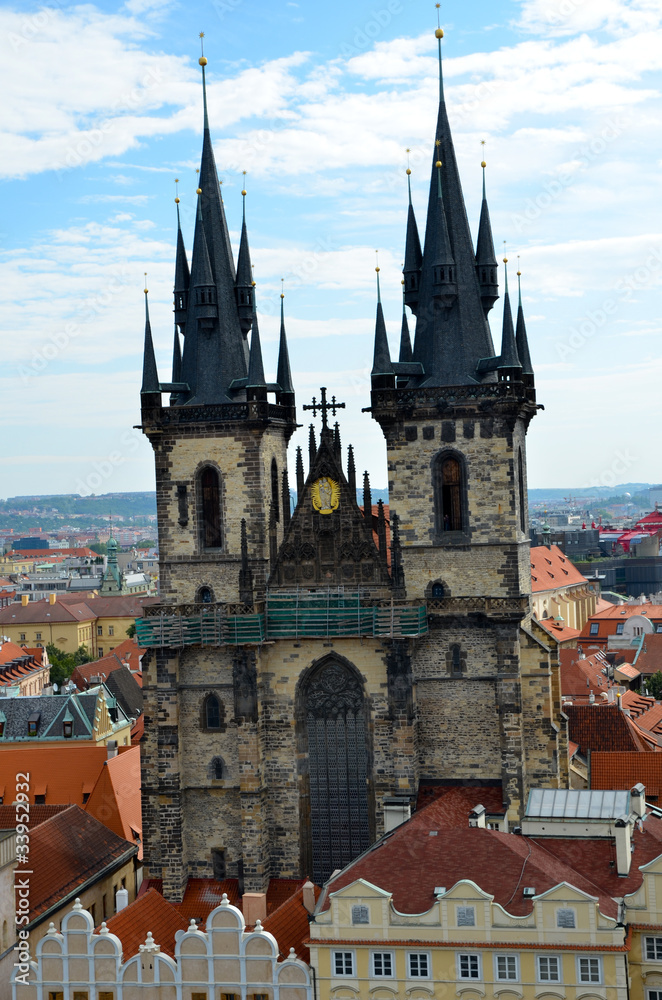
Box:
[85,745,142,858]
[0,745,118,806]
[591,752,662,797]
[27,805,137,922]
[566,704,650,754]
[263,884,322,962]
[416,783,505,819]
[0,803,69,828]
[101,887,187,959]
[530,545,588,593]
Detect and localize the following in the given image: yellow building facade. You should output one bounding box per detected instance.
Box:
[310,878,627,1000]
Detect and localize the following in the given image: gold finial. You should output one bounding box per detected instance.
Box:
[144,272,148,295]
[199,31,207,66]
[251,280,256,287]
[196,187,202,194]
[196,167,201,195]
[517,254,521,277]
[503,240,508,264]
[406,147,411,176]
[241,169,247,196]
[436,160,442,168]
[375,249,380,273]
[435,139,441,147]
[281,277,285,300]
[401,278,405,285]
[435,3,444,37]
[174,178,180,204]
[480,138,486,169]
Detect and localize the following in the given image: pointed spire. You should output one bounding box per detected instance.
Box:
[246,285,266,391]
[516,262,534,377]
[333,421,341,462]
[191,194,215,293]
[435,5,445,101]
[431,159,456,301]
[141,280,160,395]
[199,33,210,130]
[173,180,190,330]
[235,173,254,336]
[377,499,387,558]
[281,468,291,529]
[498,254,521,376]
[171,325,182,383]
[475,146,499,317]
[399,280,413,363]
[276,283,294,396]
[296,446,305,504]
[363,471,372,529]
[403,156,423,314]
[308,425,317,468]
[347,444,356,499]
[371,257,395,385]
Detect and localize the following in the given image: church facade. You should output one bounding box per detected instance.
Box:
[137,32,568,902]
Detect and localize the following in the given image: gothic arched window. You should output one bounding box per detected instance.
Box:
[300,659,372,885]
[271,458,280,522]
[197,586,214,604]
[211,756,224,780]
[199,466,222,549]
[434,452,466,536]
[204,694,221,731]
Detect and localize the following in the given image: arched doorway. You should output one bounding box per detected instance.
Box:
[300,658,372,884]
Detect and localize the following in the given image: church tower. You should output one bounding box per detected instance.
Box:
[137,29,567,905]
[369,22,565,813]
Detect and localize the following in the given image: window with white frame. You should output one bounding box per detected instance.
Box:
[457,905,475,927]
[648,991,662,1000]
[458,954,481,980]
[351,905,369,925]
[578,957,602,984]
[537,956,561,982]
[495,955,518,981]
[333,952,354,976]
[408,953,430,978]
[556,907,576,928]
[372,952,394,977]
[646,937,662,961]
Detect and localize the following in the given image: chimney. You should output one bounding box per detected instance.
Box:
[107,739,118,759]
[21,594,29,607]
[614,816,632,876]
[242,892,267,926]
[115,887,129,912]
[630,782,646,819]
[469,804,486,829]
[302,880,316,914]
[49,593,57,605]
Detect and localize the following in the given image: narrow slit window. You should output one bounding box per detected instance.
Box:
[200,467,222,548]
[440,456,463,531]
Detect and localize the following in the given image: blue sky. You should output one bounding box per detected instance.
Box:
[1,0,661,497]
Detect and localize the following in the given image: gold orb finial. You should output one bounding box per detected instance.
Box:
[174,177,180,204]
[435,4,443,38]
[517,254,521,277]
[281,277,285,299]
[435,160,442,168]
[199,56,207,65]
[199,32,207,65]
[144,272,148,294]
[481,161,487,168]
[503,240,508,264]
[401,278,405,285]
[242,189,247,196]
[251,280,256,287]
[196,187,202,195]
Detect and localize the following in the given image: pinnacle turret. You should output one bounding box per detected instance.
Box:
[475,159,499,316]
[174,195,190,331]
[399,281,413,363]
[371,266,395,387]
[141,286,160,396]
[497,260,521,380]
[276,291,294,399]
[403,167,423,313]
[246,290,266,397]
[235,181,254,338]
[516,265,535,397]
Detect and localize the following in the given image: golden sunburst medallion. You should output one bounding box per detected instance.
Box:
[311,477,340,515]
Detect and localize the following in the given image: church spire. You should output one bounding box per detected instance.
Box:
[276,283,294,398]
[171,325,182,383]
[403,156,423,314]
[475,148,499,316]
[173,180,190,331]
[371,257,395,387]
[516,261,535,395]
[409,20,497,386]
[246,283,266,397]
[141,280,160,395]
[235,174,254,337]
[497,254,521,379]
[398,278,413,363]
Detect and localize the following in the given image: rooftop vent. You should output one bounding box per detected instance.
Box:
[522,887,536,897]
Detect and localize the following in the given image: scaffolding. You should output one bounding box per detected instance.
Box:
[135,589,427,648]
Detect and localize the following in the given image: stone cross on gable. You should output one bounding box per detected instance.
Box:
[302,386,345,429]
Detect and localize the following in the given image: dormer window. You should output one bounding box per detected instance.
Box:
[27,713,39,737]
[63,721,73,738]
[0,721,4,738]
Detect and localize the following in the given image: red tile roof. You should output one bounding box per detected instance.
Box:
[27,805,137,923]
[101,888,187,959]
[0,599,96,625]
[321,794,662,921]
[416,783,505,819]
[566,703,653,754]
[591,752,662,798]
[537,618,581,644]
[0,745,122,806]
[530,545,587,593]
[263,883,322,962]
[560,649,613,702]
[85,745,142,858]
[10,547,99,559]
